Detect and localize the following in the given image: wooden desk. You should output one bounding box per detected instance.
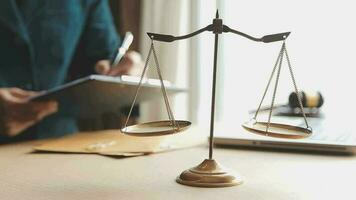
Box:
[0,141,355,200]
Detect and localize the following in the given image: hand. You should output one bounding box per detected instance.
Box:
[94,51,143,76]
[0,88,58,137]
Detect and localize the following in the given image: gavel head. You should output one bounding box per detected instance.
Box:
[289,90,324,108]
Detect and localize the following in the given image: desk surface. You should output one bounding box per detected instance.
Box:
[0,140,355,200]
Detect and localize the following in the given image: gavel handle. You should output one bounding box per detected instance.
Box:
[248,104,286,114]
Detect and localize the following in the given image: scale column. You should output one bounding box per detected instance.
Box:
[209,10,223,160]
[176,10,243,187]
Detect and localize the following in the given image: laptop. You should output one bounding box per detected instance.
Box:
[214,115,356,153]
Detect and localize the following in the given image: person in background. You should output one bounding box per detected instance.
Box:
[0,0,141,143]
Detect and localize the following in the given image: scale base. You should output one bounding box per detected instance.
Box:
[176,159,243,187]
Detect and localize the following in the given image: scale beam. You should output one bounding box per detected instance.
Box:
[147,25,213,42]
[147,22,290,43]
[224,26,290,43]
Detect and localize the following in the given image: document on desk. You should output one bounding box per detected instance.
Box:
[30,75,185,117]
[33,126,207,157]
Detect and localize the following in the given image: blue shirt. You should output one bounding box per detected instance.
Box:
[0,0,120,143]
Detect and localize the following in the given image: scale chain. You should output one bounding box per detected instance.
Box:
[284,44,310,129]
[151,41,180,131]
[151,42,173,125]
[266,43,285,132]
[124,40,180,131]
[123,42,153,130]
[254,44,285,120]
[253,41,310,133]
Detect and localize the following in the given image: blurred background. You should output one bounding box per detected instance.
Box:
[79,0,355,131]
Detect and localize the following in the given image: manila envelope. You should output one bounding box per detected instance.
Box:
[33,126,207,157]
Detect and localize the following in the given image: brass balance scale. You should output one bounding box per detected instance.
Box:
[121,10,312,187]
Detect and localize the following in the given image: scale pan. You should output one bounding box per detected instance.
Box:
[242,121,312,139]
[121,120,191,137]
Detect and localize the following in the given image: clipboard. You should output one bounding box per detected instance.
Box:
[30,75,185,117]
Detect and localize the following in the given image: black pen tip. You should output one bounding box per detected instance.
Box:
[216,10,219,18]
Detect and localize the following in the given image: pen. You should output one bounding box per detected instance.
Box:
[112,32,134,67]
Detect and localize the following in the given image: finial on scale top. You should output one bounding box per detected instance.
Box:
[212,9,223,34]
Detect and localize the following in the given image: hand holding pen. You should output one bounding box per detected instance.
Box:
[95,32,142,76]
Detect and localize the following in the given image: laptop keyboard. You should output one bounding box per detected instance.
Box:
[296,118,355,143]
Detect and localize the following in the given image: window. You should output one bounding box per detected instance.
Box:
[194,0,356,127]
